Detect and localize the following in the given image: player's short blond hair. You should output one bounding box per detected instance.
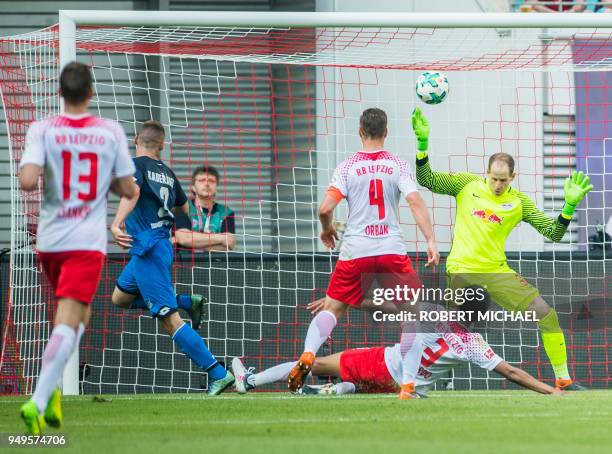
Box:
[138,120,165,151]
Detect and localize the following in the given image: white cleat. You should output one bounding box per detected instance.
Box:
[298,383,338,395]
[232,357,255,394]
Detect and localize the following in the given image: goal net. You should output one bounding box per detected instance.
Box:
[0,13,610,394]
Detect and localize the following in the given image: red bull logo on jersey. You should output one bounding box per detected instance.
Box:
[472,208,503,225]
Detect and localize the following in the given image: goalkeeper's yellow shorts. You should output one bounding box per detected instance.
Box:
[447,265,540,312]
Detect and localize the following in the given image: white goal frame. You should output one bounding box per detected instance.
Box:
[52,10,612,394]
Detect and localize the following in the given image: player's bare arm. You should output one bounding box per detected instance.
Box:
[111,185,141,249]
[494,361,563,395]
[111,175,139,199]
[405,191,439,267]
[174,201,236,251]
[174,201,236,250]
[19,164,43,191]
[318,193,340,249]
[175,229,236,251]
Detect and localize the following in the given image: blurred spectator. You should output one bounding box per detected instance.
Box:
[175,165,236,251]
[526,0,586,12]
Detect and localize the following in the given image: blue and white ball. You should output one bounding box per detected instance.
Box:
[415,71,449,105]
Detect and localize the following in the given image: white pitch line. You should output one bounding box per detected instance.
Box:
[0,390,609,405]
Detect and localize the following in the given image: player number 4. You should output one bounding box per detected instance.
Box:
[369,179,385,220]
[420,338,449,367]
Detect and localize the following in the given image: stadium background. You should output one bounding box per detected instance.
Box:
[0,0,610,394]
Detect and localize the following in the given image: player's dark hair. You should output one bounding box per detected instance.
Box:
[59,62,93,105]
[192,165,219,183]
[138,120,165,151]
[359,108,387,139]
[488,153,515,174]
[457,286,490,324]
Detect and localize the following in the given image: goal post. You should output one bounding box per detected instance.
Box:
[1,11,610,395]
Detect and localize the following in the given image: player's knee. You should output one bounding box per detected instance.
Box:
[158,310,182,335]
[324,297,346,318]
[111,287,132,308]
[527,296,551,319]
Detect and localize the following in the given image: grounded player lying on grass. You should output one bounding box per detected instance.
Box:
[234,295,563,397]
[18,62,139,434]
[110,121,234,396]
[411,107,592,391]
[288,107,440,400]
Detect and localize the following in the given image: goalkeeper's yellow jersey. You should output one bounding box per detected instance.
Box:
[416,157,570,273]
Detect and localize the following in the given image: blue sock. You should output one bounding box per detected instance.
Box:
[176,294,192,311]
[130,295,148,310]
[172,324,226,380]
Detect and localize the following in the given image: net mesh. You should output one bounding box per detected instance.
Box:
[0,23,610,394]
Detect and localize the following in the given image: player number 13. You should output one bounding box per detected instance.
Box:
[61,150,98,201]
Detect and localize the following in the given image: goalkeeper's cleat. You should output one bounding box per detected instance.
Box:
[44,388,62,428]
[399,383,420,400]
[188,294,206,331]
[287,351,315,392]
[232,357,255,394]
[20,399,45,435]
[207,370,235,396]
[555,379,588,391]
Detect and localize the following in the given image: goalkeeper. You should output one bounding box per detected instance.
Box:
[411,107,593,391]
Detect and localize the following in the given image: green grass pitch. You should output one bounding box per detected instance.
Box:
[0,391,611,453]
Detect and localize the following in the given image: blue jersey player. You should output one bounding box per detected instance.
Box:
[110,120,234,395]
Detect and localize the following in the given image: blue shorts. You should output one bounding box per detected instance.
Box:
[116,239,177,317]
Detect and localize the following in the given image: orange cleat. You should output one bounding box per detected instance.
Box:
[288,351,315,391]
[399,383,419,400]
[555,378,588,391]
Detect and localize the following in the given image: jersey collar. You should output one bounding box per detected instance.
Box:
[60,112,93,119]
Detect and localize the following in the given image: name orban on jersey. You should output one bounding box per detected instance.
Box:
[365,223,390,236]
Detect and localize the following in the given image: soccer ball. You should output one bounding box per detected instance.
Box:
[415,71,449,105]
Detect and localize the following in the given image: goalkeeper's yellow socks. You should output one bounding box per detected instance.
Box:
[538,310,571,380]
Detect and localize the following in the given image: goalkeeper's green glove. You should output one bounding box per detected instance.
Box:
[411,107,429,159]
[562,170,593,219]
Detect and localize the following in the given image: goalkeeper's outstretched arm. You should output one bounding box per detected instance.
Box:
[494,361,563,395]
[518,171,593,242]
[411,108,479,196]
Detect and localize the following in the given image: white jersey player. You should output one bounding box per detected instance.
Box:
[19,62,138,434]
[288,107,440,399]
[233,301,563,397]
